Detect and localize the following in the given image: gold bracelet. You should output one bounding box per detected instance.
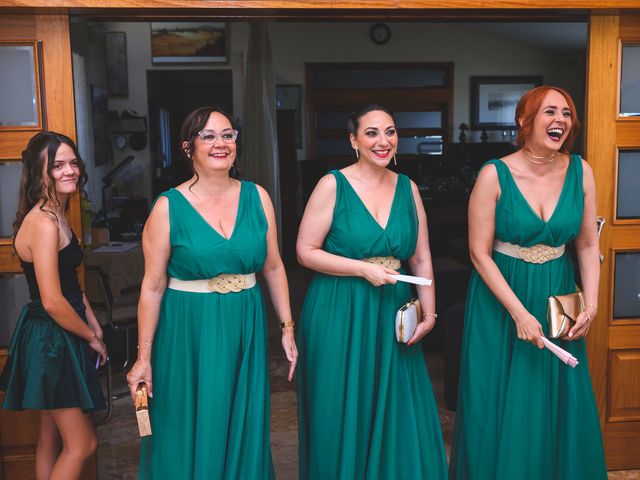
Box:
[421,312,438,319]
[280,320,295,330]
[586,303,598,310]
[137,340,153,350]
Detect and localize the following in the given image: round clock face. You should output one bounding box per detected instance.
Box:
[370,23,391,45]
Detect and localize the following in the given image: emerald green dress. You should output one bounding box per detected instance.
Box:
[297,170,448,480]
[139,182,275,479]
[450,156,607,479]
[0,234,105,412]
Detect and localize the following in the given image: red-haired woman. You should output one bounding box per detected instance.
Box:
[0,132,107,480]
[450,86,606,479]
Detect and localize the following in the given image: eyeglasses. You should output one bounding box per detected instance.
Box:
[197,129,238,144]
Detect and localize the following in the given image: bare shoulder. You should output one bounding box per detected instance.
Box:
[24,208,59,236]
[476,161,500,185]
[147,194,169,226]
[15,208,59,256]
[313,173,338,196]
[151,194,169,214]
[579,157,594,176]
[408,178,421,196]
[254,183,275,210]
[254,182,271,201]
[579,157,596,192]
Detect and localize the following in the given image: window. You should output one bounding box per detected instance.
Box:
[307,63,453,167]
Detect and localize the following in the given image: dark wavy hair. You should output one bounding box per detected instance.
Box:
[13,131,87,236]
[179,106,239,188]
[347,103,396,136]
[515,85,580,153]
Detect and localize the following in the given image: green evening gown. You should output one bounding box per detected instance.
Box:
[450,156,607,479]
[297,170,448,480]
[139,182,275,479]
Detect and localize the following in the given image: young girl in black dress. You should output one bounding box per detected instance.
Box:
[0,132,107,480]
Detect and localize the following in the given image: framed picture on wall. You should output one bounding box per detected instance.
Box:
[105,32,128,96]
[471,76,543,130]
[276,85,302,148]
[150,22,227,64]
[90,84,111,167]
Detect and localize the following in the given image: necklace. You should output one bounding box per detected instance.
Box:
[192,179,233,197]
[523,148,558,165]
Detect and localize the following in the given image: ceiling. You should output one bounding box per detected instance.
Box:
[463,22,588,53]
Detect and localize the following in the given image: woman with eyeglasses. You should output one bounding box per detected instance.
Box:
[296,104,447,479]
[126,106,297,479]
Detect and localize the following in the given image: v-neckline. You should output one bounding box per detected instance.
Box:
[498,157,572,224]
[336,170,400,231]
[173,182,245,241]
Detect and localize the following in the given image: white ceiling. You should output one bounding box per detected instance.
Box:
[462,22,588,53]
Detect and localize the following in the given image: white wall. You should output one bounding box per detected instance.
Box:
[268,22,586,151]
[81,20,585,199]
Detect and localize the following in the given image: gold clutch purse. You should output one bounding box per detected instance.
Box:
[547,291,584,339]
[135,383,152,437]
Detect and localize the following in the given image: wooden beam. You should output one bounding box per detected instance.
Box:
[585,12,619,429]
[1,0,639,12]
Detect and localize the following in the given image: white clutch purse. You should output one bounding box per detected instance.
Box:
[395,298,421,343]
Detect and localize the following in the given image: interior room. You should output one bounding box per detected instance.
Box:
[3,16,637,479]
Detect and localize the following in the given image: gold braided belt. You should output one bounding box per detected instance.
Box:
[493,240,565,264]
[168,273,256,294]
[362,256,401,270]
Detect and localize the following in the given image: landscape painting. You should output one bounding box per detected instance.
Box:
[151,22,227,63]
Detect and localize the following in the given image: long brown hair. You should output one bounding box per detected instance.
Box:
[515,85,580,153]
[13,132,88,236]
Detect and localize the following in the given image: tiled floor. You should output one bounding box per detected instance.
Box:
[96,267,639,479]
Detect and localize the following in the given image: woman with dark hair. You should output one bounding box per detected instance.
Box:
[296,104,447,479]
[126,106,297,479]
[450,86,606,479]
[0,131,107,479]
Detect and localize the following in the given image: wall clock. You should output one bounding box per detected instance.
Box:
[370,23,391,45]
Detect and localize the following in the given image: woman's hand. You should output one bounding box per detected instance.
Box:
[88,335,108,366]
[361,263,398,287]
[89,321,104,341]
[513,312,544,349]
[562,309,593,341]
[281,328,298,381]
[407,314,436,346]
[127,359,153,401]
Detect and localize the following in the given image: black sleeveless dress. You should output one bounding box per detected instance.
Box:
[0,235,105,411]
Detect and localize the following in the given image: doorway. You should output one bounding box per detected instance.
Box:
[147,69,233,196]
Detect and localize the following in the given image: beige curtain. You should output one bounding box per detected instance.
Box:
[241,22,281,231]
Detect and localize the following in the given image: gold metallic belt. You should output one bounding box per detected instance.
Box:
[493,240,565,264]
[168,273,256,293]
[362,256,401,270]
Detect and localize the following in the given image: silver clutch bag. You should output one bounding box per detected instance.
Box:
[395,298,420,343]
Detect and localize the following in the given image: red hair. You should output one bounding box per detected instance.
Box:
[515,86,580,153]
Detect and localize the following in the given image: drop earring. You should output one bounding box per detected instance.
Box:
[355,148,359,159]
[393,153,397,166]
